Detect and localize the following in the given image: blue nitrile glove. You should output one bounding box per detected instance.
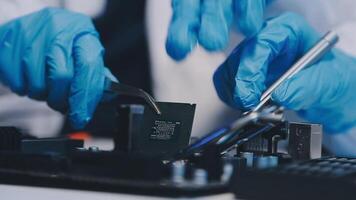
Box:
[166,0,267,60]
[213,12,356,133]
[0,8,117,129]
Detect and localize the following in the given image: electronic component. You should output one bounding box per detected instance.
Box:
[239,122,322,162]
[0,121,344,199]
[173,106,284,161]
[288,122,322,160]
[21,138,84,155]
[115,102,196,158]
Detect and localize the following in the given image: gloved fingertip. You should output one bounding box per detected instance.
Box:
[199,28,229,51]
[198,0,232,51]
[167,0,200,60]
[69,113,90,130]
[235,0,265,36]
[234,91,260,110]
[166,28,197,60]
[68,74,103,129]
[238,19,264,37]
[271,81,289,105]
[234,80,261,109]
[68,94,92,130]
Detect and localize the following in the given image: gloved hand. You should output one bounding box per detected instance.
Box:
[166,0,267,60]
[213,12,356,133]
[0,8,117,129]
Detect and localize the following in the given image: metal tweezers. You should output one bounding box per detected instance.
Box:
[104,78,162,115]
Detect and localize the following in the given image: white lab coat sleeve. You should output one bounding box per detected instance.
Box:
[0,0,107,24]
[0,86,64,138]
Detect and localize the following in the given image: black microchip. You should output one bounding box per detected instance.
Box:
[116,102,196,158]
[149,120,181,141]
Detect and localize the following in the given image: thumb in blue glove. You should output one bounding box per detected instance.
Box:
[166,0,267,60]
[214,12,356,133]
[0,8,117,129]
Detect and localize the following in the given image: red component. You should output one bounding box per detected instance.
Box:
[67,132,91,140]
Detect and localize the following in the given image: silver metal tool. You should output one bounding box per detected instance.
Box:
[104,78,162,115]
[253,31,339,112]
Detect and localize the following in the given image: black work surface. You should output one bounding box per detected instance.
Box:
[0,151,228,197]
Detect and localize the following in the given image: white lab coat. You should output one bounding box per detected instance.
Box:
[1,0,356,155]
